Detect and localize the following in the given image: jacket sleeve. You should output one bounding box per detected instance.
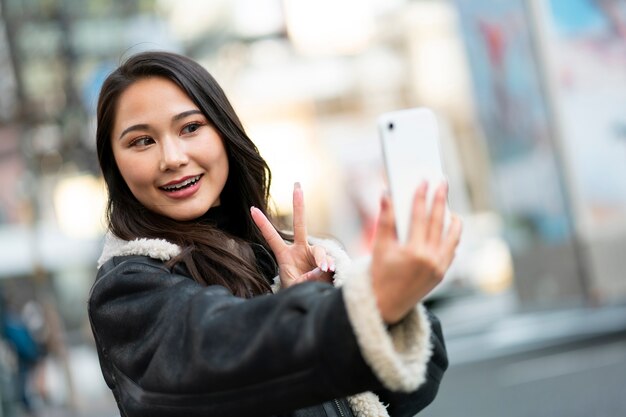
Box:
[311,237,437,394]
[90,256,382,417]
[374,309,449,416]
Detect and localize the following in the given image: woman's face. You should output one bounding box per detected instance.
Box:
[111,76,229,221]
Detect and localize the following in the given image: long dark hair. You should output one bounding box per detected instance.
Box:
[96,51,275,296]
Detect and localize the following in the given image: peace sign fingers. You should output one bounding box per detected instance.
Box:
[292,182,308,245]
[250,206,287,257]
[251,182,334,288]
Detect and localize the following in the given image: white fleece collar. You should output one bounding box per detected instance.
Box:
[97,232,182,269]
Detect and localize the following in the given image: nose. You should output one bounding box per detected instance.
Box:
[159,137,189,172]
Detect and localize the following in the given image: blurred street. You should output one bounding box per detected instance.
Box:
[423,292,626,417]
[424,332,626,417]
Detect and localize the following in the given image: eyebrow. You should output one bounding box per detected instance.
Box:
[118,109,204,140]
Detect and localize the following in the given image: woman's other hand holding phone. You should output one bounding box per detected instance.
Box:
[371,181,462,325]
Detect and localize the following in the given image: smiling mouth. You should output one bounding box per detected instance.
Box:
[160,175,203,192]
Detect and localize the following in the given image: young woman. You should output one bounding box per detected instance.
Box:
[88,51,462,417]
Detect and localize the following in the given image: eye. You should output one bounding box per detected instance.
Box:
[129,136,155,147]
[181,122,203,135]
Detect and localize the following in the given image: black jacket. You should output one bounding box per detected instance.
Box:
[88,240,448,417]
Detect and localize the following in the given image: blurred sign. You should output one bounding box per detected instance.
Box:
[454,0,585,306]
[454,0,574,245]
[536,0,626,236]
[531,0,626,301]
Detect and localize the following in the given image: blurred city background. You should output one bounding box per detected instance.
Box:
[0,0,625,416]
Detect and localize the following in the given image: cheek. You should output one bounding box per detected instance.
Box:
[200,141,229,178]
[216,152,229,178]
[114,152,154,191]
[216,153,230,187]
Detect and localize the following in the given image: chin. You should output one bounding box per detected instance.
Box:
[156,205,210,222]
[170,211,208,222]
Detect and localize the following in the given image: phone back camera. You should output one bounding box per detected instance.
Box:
[388,122,394,131]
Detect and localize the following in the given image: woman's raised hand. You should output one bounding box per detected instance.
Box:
[371,182,462,324]
[250,183,335,288]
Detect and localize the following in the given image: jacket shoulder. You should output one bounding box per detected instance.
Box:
[97,255,171,279]
[90,255,195,306]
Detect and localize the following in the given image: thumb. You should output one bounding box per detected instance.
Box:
[298,267,324,283]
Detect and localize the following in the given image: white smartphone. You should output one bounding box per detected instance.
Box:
[378,107,449,243]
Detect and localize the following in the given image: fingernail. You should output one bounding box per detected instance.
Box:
[321,262,328,272]
[329,262,336,272]
[294,182,301,190]
[250,206,257,214]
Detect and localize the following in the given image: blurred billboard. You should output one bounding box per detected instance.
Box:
[531,0,626,302]
[453,0,584,307]
[455,0,626,305]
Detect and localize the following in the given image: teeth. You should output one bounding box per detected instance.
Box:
[162,175,201,191]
